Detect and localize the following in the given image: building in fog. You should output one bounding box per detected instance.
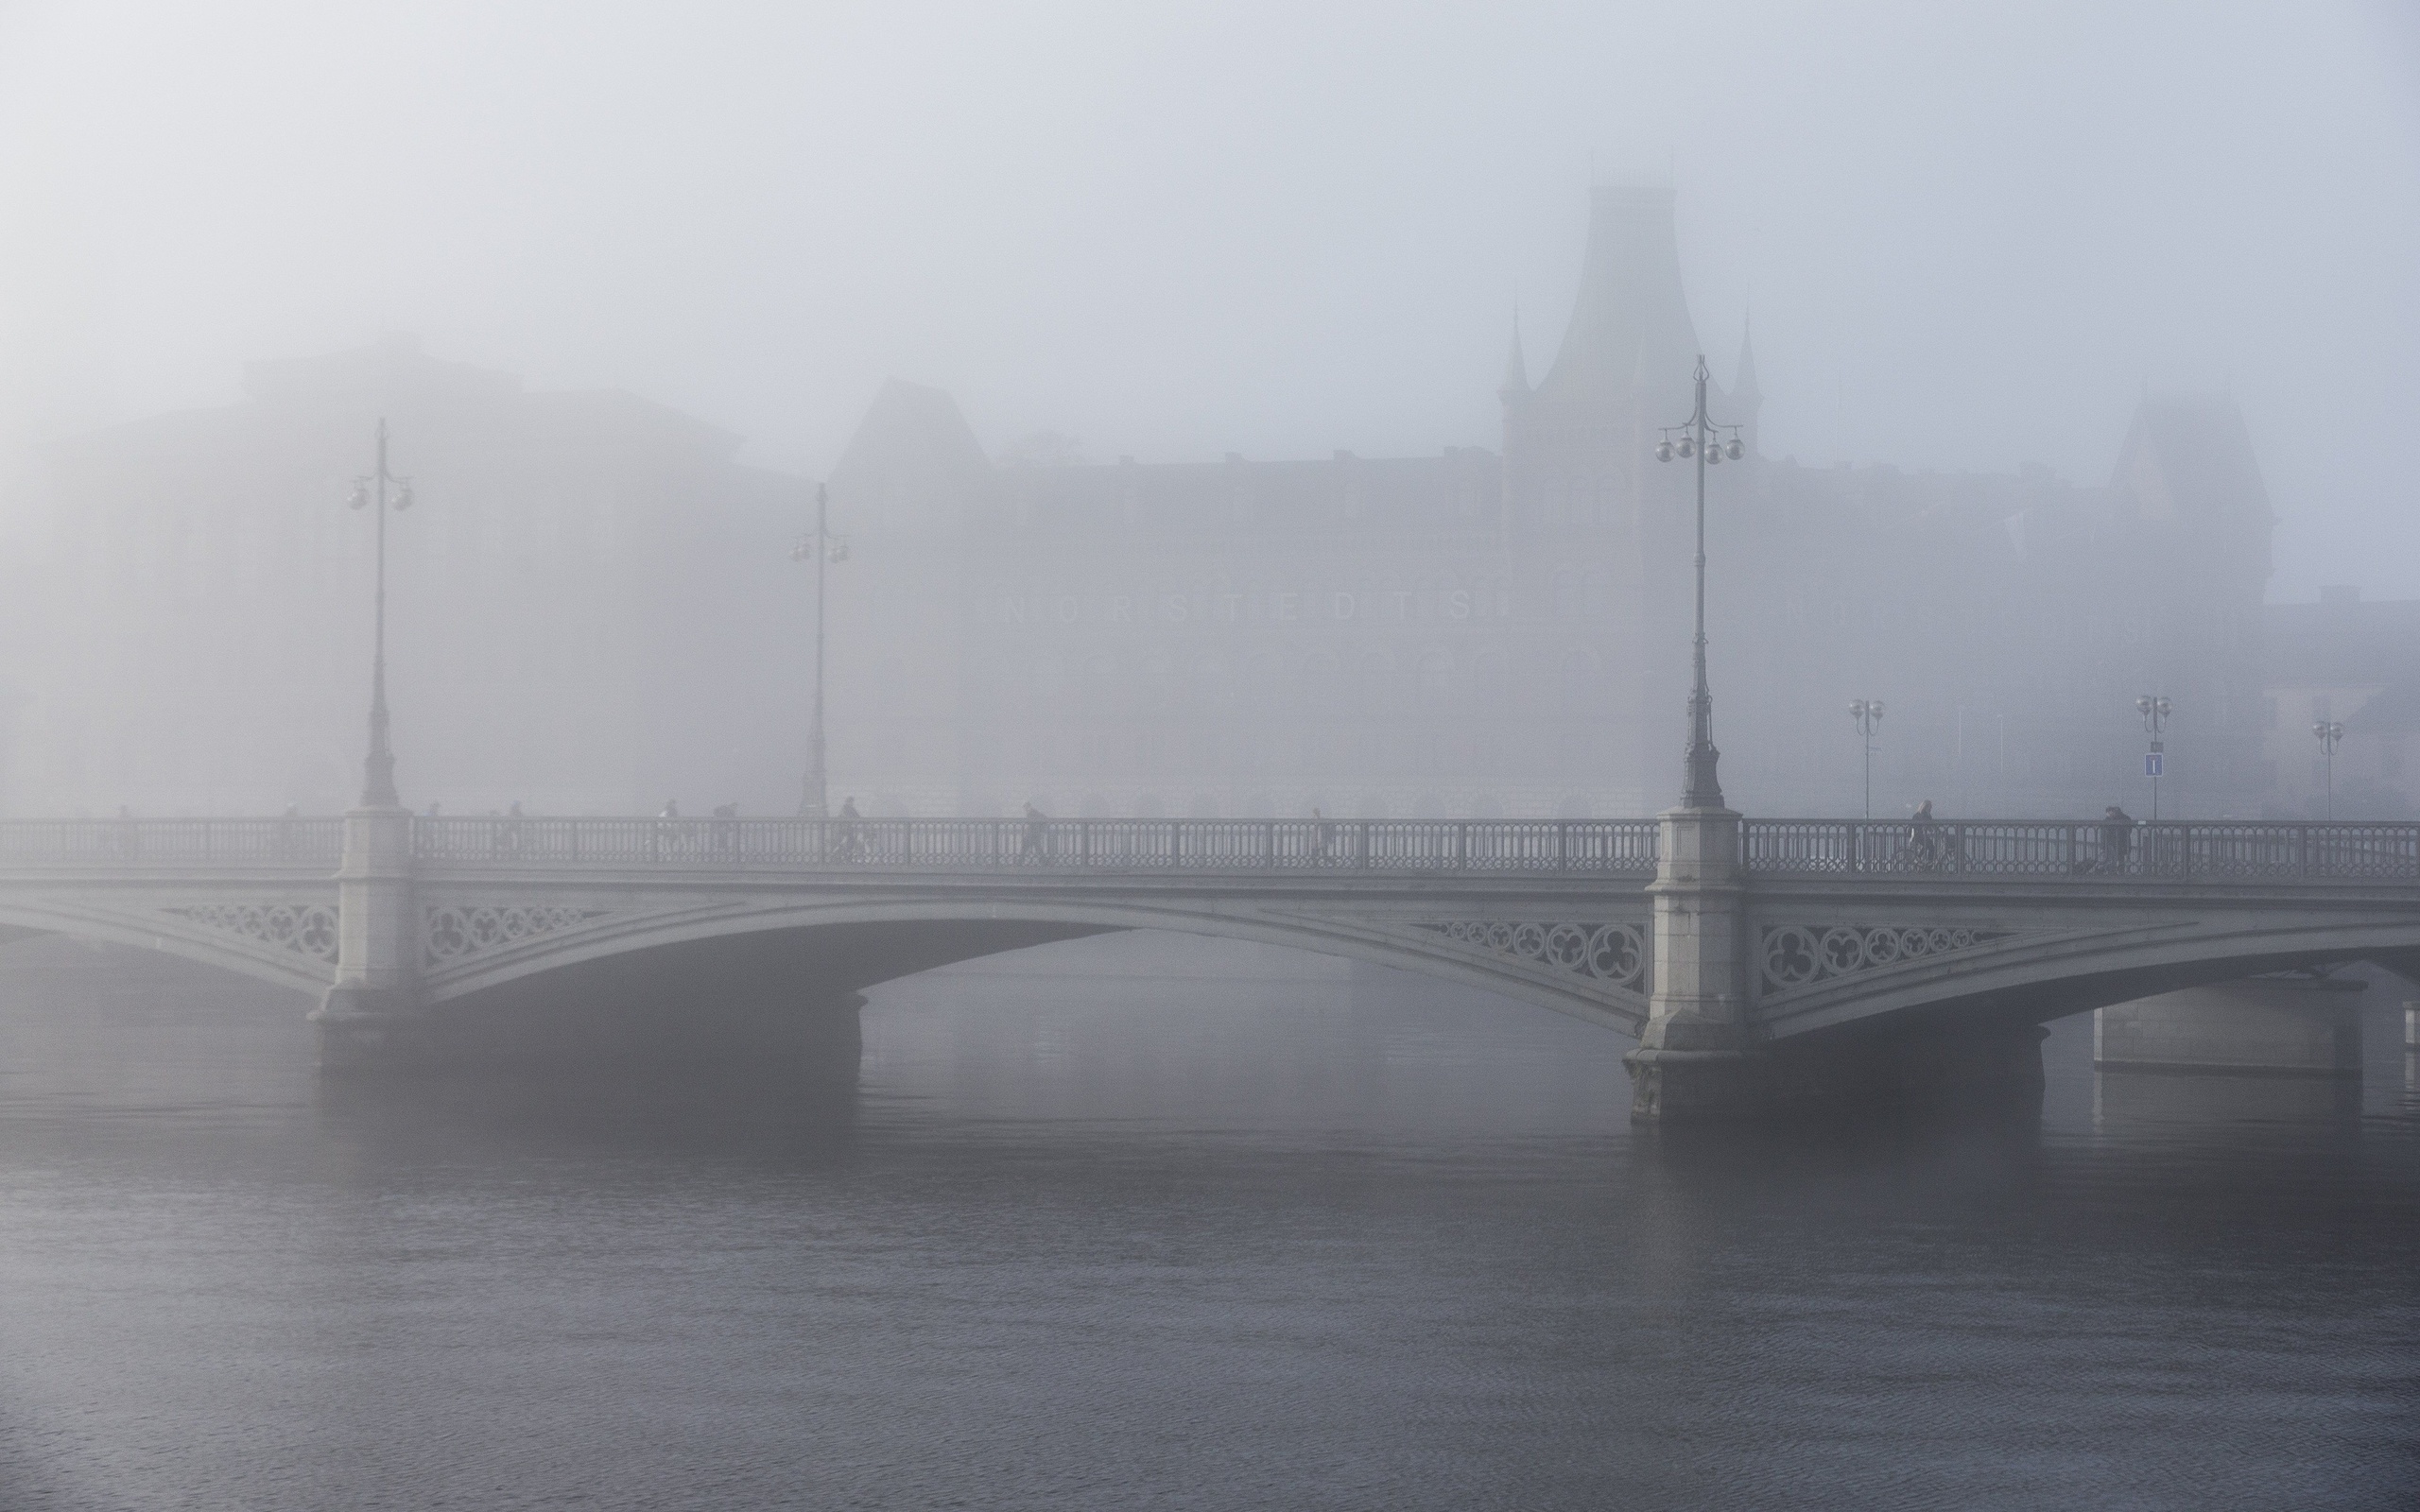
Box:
[2261,586,2420,819]
[830,186,2278,820]
[0,191,2325,823]
[0,336,812,816]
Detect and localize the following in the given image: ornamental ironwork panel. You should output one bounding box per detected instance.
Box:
[162,902,338,962]
[1418,920,1648,990]
[423,903,610,965]
[1758,923,2014,994]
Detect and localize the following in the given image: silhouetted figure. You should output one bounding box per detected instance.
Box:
[1311,807,1336,860]
[1021,802,1049,862]
[659,799,680,819]
[508,800,523,817]
[2099,805,2135,873]
[1908,798,1940,866]
[837,796,862,861]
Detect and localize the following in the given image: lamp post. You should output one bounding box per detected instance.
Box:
[792,484,850,816]
[2136,694,2171,820]
[346,420,413,809]
[1654,356,1746,807]
[1849,698,1885,819]
[2313,718,2344,820]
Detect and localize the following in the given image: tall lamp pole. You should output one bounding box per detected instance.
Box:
[346,420,412,810]
[1654,356,1746,807]
[2136,694,2171,820]
[1849,698,1885,818]
[792,484,850,816]
[2313,718,2344,820]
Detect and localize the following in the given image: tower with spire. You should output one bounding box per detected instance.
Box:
[1493,183,1754,809]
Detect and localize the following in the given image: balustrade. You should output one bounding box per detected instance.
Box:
[0,818,344,867]
[405,816,1661,874]
[5,815,2412,882]
[1738,819,2420,881]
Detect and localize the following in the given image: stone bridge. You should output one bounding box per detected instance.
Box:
[4,808,2417,1119]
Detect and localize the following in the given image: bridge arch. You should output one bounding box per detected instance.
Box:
[1757,912,2420,1043]
[0,894,337,1000]
[415,891,1651,1034]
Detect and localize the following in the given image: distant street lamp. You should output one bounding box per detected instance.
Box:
[792,484,850,816]
[345,419,413,809]
[2313,718,2345,820]
[2136,694,2172,820]
[1654,356,1747,807]
[1849,698,1885,819]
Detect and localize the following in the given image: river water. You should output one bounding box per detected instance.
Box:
[1,933,2414,1510]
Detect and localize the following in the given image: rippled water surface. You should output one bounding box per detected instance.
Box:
[1,935,2415,1510]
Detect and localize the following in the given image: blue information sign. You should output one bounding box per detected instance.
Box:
[2144,752,2164,778]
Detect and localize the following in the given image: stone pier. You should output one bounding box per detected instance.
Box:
[1624,804,1754,1120]
[309,806,430,1071]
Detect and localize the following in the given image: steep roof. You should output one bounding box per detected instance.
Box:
[2113,392,2273,530]
[1533,185,1703,409]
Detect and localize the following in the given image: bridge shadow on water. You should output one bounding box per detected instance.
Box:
[312,1055,865,1171]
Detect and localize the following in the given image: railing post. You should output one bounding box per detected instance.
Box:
[1557,821,1569,873]
[1455,822,1468,869]
[1356,821,1369,869]
[1262,821,1274,869]
[1080,820,1092,868]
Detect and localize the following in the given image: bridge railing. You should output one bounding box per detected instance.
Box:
[1742,819,2420,881]
[409,816,1663,874]
[0,818,346,867]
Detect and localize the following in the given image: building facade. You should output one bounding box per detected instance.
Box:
[827,186,2278,821]
[0,336,815,816]
[0,190,2288,824]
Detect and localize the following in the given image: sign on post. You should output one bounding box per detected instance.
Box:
[2144,752,2164,778]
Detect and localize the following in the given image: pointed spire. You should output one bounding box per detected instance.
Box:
[1497,313,1531,404]
[1734,315,1761,399]
[1534,185,1701,409]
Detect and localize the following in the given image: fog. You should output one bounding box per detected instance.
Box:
[5,15,2420,1503]
[0,3,2415,818]
[5,3,2414,584]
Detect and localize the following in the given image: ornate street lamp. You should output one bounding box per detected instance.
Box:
[346,419,413,809]
[2136,694,2172,820]
[791,483,850,816]
[2313,718,2344,820]
[1849,698,1885,819]
[1654,356,1747,808]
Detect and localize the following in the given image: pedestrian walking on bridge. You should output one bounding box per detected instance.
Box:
[2098,804,2135,873]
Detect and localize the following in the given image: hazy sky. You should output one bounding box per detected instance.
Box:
[2,2,2413,597]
